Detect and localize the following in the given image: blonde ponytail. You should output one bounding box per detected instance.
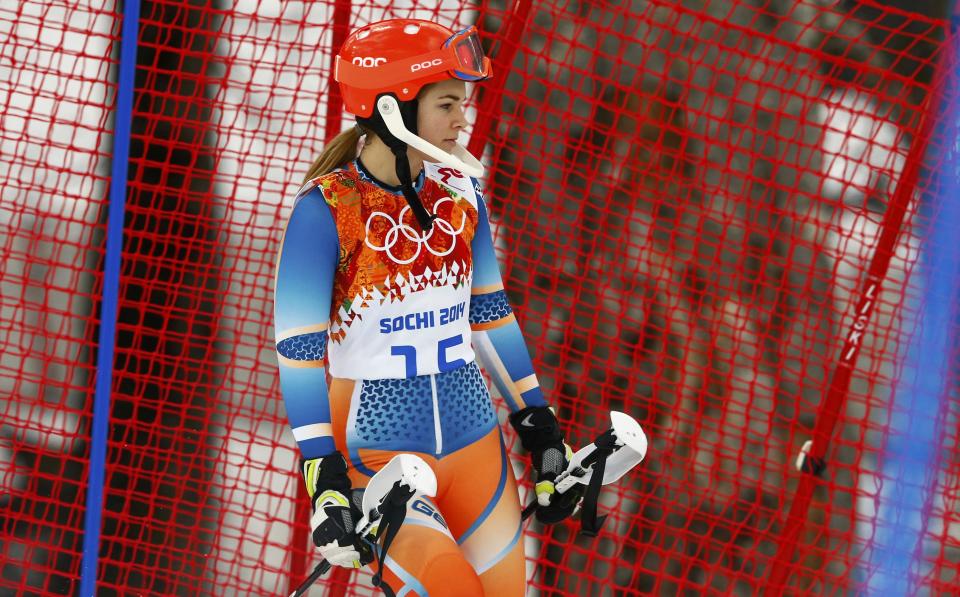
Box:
[301,125,367,185]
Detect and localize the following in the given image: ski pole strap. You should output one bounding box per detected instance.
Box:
[370,482,414,594]
[392,146,435,231]
[578,429,618,537]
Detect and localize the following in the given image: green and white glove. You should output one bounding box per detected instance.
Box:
[302,452,370,568]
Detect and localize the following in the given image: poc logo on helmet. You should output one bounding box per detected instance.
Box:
[410,58,443,73]
[352,56,386,67]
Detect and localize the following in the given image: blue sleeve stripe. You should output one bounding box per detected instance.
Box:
[297,436,337,460]
[520,386,546,408]
[276,330,328,361]
[469,290,513,325]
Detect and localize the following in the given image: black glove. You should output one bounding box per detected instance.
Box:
[302,451,372,568]
[509,405,582,524]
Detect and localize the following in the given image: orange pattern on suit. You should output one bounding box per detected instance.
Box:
[310,163,478,343]
[328,371,526,596]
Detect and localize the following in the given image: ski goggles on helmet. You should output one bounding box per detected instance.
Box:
[336,26,492,90]
[444,27,490,81]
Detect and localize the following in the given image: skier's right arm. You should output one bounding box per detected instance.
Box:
[274,186,338,460]
[274,186,365,567]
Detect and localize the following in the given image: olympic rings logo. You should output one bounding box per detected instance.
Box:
[364,197,466,265]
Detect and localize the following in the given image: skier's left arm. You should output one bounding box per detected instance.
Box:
[469,184,580,523]
[468,188,547,413]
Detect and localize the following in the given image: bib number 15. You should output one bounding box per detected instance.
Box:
[390,334,466,377]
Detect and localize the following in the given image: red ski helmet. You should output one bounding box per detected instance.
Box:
[335,19,491,118]
[333,19,493,227]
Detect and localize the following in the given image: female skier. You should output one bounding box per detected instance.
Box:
[274,19,579,596]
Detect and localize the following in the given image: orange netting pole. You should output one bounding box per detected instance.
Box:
[467,0,534,160]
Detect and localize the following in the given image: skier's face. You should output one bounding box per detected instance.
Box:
[414,79,468,160]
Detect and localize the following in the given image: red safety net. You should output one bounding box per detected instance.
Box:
[2,0,959,595]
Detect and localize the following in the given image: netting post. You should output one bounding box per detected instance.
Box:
[466,0,533,160]
[323,0,353,143]
[78,0,141,595]
[766,17,957,592]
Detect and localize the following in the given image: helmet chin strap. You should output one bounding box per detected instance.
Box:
[376,95,485,178]
[358,93,485,231]
[392,145,437,230]
[357,94,434,230]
